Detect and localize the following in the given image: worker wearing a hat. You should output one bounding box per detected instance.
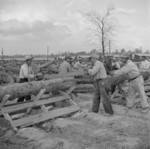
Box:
[59,55,72,74]
[74,56,87,71]
[111,54,149,113]
[17,55,41,102]
[87,54,114,115]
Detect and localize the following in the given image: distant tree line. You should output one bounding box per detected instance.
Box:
[1,47,149,59]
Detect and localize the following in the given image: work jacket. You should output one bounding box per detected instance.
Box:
[59,61,72,74]
[88,60,107,81]
[114,60,140,79]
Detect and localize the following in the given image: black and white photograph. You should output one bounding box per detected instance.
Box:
[0,0,150,149]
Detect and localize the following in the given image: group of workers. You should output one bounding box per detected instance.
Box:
[18,53,150,115]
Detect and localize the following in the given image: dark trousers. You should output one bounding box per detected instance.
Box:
[92,79,114,114]
[17,78,31,103]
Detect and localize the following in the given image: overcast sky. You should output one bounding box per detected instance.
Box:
[0,0,149,55]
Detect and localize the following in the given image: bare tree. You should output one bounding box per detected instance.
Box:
[86,5,116,57]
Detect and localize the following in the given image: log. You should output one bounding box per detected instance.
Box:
[4,66,20,74]
[73,84,94,93]
[74,71,150,91]
[103,74,130,91]
[0,71,14,84]
[38,61,55,69]
[47,65,58,74]
[0,77,75,101]
[44,70,85,80]
[75,75,93,84]
[31,61,56,74]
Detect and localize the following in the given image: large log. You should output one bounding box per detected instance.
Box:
[44,70,85,80]
[74,71,150,91]
[38,61,55,69]
[31,61,56,73]
[103,74,130,91]
[0,77,74,101]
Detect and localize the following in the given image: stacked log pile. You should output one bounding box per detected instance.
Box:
[1,59,150,108]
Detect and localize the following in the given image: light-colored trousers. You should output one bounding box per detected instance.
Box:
[126,75,149,109]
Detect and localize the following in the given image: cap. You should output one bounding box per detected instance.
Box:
[24,55,34,61]
[90,54,99,59]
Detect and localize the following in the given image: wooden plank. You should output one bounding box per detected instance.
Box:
[26,89,46,115]
[35,89,46,101]
[66,86,76,94]
[40,94,52,99]
[12,105,80,127]
[0,94,10,109]
[59,85,78,106]
[1,95,70,113]
[2,113,17,130]
[41,105,49,112]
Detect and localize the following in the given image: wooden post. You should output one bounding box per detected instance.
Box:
[47,46,49,61]
[0,94,10,109]
[2,48,4,66]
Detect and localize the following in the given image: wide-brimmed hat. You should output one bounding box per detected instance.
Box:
[90,54,99,59]
[24,55,34,61]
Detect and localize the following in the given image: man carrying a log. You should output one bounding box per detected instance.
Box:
[59,55,72,74]
[17,55,42,102]
[110,54,149,113]
[86,54,114,115]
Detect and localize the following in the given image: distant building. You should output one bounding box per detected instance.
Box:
[130,53,150,62]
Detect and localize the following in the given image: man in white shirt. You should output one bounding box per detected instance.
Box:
[112,54,149,113]
[18,55,42,102]
[140,56,150,70]
[87,54,114,115]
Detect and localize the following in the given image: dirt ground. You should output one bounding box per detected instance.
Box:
[0,93,150,149]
